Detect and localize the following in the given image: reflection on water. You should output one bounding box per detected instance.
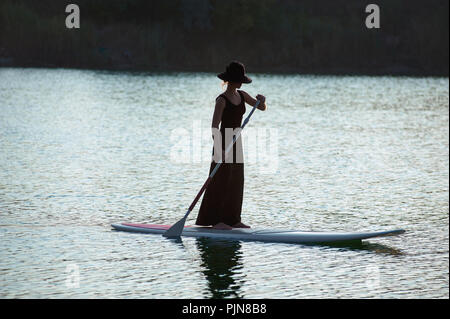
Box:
[288,237,405,256]
[358,242,404,256]
[189,236,403,299]
[311,240,405,256]
[196,238,244,299]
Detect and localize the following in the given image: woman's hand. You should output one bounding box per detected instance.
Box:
[256,94,266,105]
[256,94,267,110]
[241,91,267,111]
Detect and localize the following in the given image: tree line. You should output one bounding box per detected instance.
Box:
[0,0,448,76]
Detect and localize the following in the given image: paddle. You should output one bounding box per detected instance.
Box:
[163,99,261,238]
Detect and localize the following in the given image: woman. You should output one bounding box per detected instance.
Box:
[195,61,267,230]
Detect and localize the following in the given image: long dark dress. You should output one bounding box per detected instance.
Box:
[195,90,246,226]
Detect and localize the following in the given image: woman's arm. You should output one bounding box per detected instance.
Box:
[240,90,267,111]
[211,97,226,162]
[212,96,226,130]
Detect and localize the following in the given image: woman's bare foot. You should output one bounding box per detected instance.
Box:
[232,222,251,228]
[212,222,233,230]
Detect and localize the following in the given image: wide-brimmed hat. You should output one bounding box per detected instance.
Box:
[217,61,252,84]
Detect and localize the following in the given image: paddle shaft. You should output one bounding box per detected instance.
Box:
[166,100,260,234]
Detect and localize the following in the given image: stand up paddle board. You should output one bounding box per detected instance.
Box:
[111,223,405,244]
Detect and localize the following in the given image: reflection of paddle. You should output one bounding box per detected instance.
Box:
[163,100,261,238]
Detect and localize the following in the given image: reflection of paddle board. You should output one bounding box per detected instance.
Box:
[111,223,405,244]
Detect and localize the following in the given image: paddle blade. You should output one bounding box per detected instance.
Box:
[162,216,187,238]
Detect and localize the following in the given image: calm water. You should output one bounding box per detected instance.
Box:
[0,68,448,298]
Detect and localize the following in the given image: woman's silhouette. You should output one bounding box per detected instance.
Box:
[195,61,266,230]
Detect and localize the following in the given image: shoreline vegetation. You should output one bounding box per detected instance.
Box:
[0,0,448,77]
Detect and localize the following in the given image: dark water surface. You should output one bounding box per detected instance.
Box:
[0,68,448,298]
